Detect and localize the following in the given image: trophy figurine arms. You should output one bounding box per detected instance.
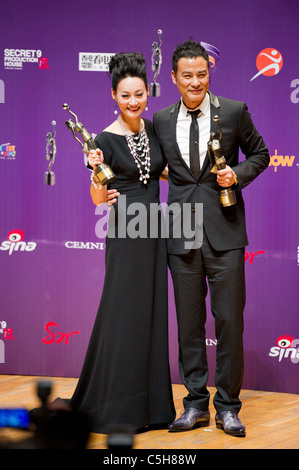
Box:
[62,103,116,185]
[63,103,96,152]
[45,120,57,185]
[151,29,162,83]
[213,115,222,141]
[150,29,162,97]
[46,121,57,169]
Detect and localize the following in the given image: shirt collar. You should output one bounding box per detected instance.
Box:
[180,92,210,117]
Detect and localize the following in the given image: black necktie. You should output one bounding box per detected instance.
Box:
[188,109,201,177]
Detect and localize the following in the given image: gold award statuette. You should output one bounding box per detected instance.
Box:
[62,104,115,185]
[208,115,237,207]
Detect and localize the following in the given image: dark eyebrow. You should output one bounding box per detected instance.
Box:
[182,69,207,75]
[120,88,145,94]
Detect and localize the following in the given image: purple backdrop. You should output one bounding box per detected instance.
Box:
[1,0,298,394]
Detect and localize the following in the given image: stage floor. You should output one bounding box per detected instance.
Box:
[0,374,298,450]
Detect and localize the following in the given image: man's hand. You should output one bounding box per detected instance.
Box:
[217,165,237,187]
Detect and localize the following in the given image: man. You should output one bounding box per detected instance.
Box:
[153,40,270,437]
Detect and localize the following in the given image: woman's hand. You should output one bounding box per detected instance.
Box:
[88,148,104,169]
[106,189,120,206]
[88,148,120,206]
[160,166,169,181]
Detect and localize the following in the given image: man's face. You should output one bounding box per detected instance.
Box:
[171,56,209,109]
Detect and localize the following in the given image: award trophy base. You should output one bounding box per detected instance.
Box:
[150,83,160,97]
[219,188,237,207]
[94,163,116,185]
[210,164,237,207]
[44,171,55,185]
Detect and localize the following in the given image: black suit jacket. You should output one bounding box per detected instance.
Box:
[153,92,270,254]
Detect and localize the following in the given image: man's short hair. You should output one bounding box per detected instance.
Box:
[172,40,209,75]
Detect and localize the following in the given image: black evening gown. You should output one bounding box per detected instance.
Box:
[70,119,175,433]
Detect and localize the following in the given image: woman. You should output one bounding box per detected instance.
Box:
[69,52,175,434]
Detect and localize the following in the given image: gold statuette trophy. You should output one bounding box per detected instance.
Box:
[208,115,237,207]
[62,103,115,185]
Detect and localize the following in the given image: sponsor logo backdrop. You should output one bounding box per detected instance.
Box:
[0,0,298,393]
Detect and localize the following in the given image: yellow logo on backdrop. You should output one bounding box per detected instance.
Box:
[269,150,295,172]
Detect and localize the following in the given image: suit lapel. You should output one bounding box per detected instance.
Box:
[199,92,221,178]
[169,101,195,175]
[209,91,221,135]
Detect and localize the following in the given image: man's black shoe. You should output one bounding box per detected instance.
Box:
[215,410,246,437]
[168,408,210,432]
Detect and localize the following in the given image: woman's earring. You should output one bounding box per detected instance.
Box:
[145,103,148,111]
[114,101,118,115]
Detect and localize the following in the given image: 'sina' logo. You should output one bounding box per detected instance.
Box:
[7,229,24,242]
[251,48,283,81]
[269,334,299,363]
[0,229,37,255]
[276,335,294,349]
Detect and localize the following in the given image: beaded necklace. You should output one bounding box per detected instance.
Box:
[117,116,151,184]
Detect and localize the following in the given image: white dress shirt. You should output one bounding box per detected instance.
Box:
[176,92,211,170]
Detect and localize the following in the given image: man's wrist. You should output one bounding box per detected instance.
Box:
[232,171,238,185]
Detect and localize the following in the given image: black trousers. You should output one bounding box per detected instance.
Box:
[168,230,246,413]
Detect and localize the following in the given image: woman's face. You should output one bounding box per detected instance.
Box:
[112,76,148,119]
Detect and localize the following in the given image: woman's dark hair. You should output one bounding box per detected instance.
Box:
[172,40,209,75]
[109,52,148,91]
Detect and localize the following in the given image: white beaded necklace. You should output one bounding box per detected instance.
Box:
[118,116,151,184]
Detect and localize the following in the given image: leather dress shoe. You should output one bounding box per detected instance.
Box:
[215,410,246,437]
[168,408,210,432]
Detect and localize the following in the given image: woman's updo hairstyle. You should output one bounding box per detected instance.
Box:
[109,52,148,92]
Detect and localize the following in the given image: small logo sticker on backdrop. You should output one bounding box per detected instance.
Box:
[290,79,299,104]
[38,57,49,70]
[65,241,105,250]
[206,339,217,346]
[200,42,220,70]
[250,48,283,81]
[244,250,265,264]
[0,320,14,364]
[269,335,299,364]
[42,322,80,345]
[0,230,37,255]
[79,53,115,71]
[0,80,4,104]
[3,49,47,71]
[0,143,16,160]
